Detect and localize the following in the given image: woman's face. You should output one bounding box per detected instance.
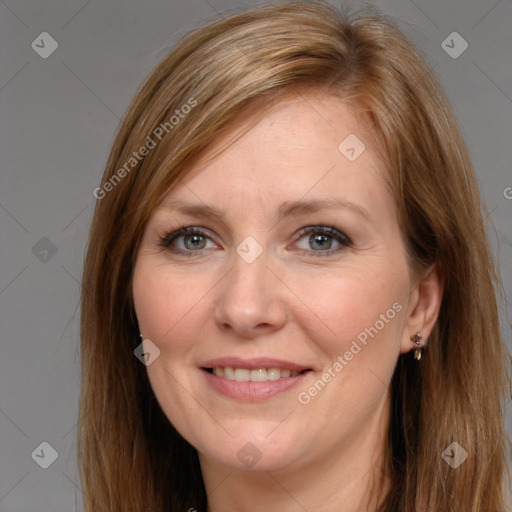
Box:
[133,94,421,474]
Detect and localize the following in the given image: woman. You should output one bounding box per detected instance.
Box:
[79,1,511,510]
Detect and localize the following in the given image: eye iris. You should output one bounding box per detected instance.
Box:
[310,233,332,250]
[185,234,206,250]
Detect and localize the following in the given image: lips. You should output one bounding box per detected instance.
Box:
[200,357,313,401]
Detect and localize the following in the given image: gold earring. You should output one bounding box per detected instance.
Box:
[410,332,423,360]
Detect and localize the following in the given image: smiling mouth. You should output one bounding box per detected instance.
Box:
[202,367,312,382]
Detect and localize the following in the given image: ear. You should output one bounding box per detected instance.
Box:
[399,264,444,355]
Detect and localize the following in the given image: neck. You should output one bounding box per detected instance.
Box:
[200,391,393,512]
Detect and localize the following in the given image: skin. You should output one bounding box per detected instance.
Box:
[132,92,443,511]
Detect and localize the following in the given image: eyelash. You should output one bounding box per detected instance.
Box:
[157,225,353,258]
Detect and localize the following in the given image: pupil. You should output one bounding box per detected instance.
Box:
[186,234,205,250]
[311,233,331,250]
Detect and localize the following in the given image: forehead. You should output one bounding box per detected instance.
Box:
[157,94,391,219]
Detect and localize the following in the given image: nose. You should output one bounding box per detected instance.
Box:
[213,246,287,339]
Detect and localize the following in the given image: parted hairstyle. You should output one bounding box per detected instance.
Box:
[78,1,511,510]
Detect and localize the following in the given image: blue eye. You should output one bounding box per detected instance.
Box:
[293,226,352,256]
[159,227,214,255]
[158,225,352,257]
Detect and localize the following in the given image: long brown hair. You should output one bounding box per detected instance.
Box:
[78,2,511,510]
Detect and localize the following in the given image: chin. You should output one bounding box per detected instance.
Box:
[207,448,296,473]
[195,428,304,473]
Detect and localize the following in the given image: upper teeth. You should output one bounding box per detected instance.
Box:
[212,367,300,381]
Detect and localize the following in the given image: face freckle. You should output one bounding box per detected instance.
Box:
[132,92,413,477]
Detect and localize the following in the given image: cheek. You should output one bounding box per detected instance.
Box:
[132,260,200,347]
[288,263,407,362]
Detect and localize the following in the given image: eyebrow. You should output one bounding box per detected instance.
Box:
[157,197,370,224]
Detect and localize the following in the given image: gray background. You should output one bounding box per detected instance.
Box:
[1,0,511,510]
